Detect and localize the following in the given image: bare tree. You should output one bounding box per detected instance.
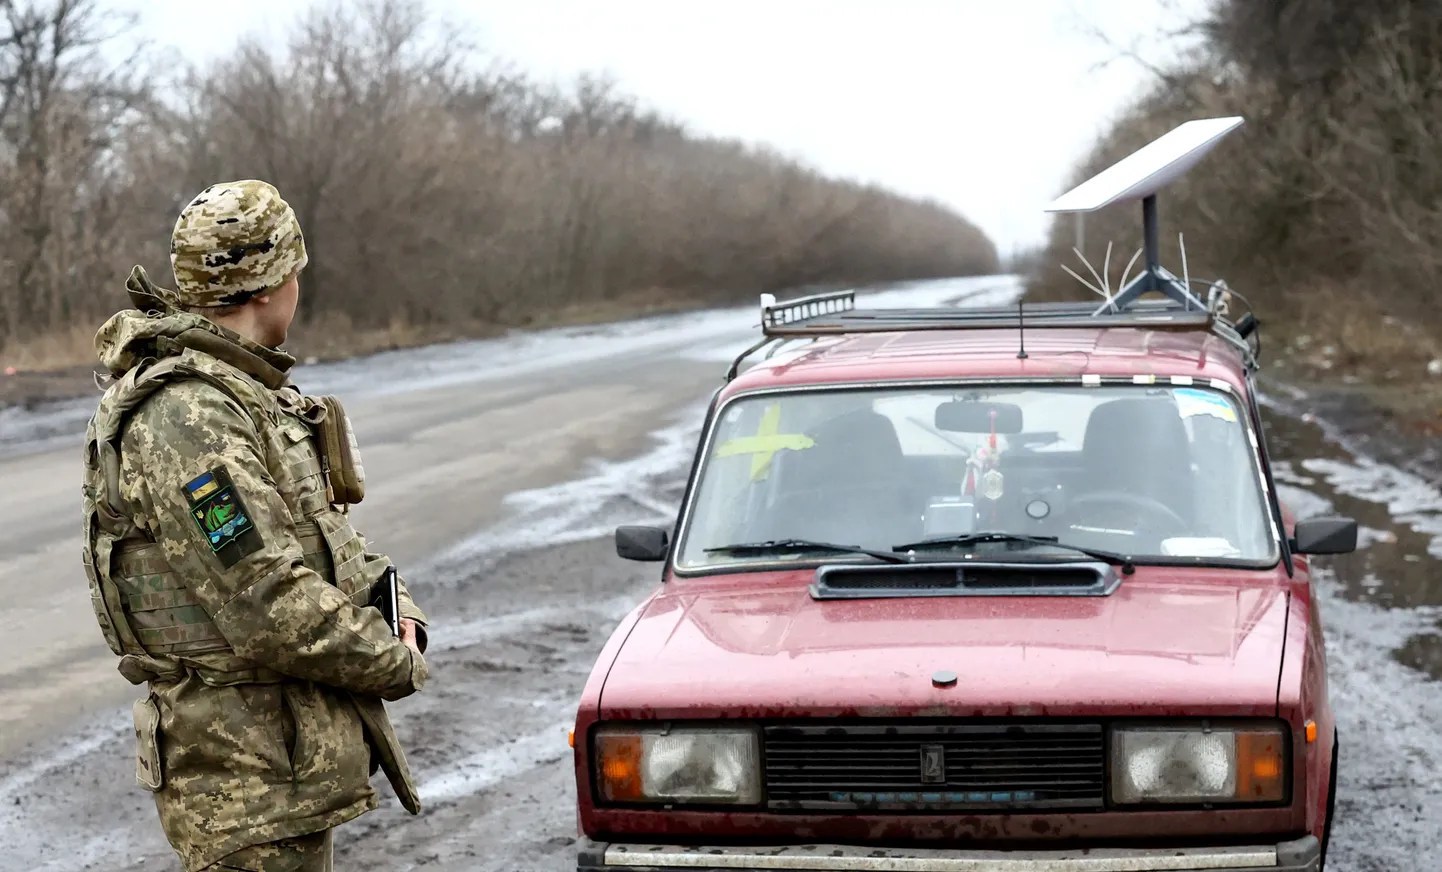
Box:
[1027,0,1442,375]
[0,0,1000,365]
[0,0,149,347]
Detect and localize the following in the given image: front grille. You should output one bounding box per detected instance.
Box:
[762,722,1105,811]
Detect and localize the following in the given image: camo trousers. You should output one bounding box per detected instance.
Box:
[201,829,333,872]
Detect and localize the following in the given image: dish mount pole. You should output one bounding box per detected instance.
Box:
[1142,194,1160,294]
[1099,192,1202,313]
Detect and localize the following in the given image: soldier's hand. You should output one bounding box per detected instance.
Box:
[400,618,422,655]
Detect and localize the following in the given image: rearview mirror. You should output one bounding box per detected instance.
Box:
[616,525,670,561]
[1292,517,1357,555]
[935,400,1023,434]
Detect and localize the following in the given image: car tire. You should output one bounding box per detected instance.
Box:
[1319,728,1338,870]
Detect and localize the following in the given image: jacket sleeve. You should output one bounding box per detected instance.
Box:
[355,545,429,653]
[121,380,425,700]
[394,568,428,653]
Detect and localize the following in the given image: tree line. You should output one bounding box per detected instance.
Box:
[0,0,999,366]
[1026,0,1442,374]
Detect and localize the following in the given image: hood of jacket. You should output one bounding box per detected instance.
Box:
[95,269,295,390]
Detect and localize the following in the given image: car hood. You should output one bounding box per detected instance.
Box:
[599,568,1290,720]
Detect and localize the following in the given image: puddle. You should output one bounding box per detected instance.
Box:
[1261,406,1442,679]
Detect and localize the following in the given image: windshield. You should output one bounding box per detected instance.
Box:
[674,383,1277,569]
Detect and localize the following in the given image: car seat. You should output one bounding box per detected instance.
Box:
[1076,395,1195,526]
[764,408,916,549]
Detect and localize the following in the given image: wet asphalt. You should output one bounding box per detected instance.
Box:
[0,278,1438,871]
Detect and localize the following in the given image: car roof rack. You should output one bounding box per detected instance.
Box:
[726,116,1259,381]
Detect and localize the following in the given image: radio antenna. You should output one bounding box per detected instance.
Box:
[1016,300,1028,359]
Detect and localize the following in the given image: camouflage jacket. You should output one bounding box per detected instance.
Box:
[81,301,429,871]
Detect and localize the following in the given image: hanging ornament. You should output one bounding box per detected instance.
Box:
[982,468,1005,500]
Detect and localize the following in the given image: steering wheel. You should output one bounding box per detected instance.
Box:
[1063,490,1189,539]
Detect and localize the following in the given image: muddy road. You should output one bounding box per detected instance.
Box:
[0,275,1439,871]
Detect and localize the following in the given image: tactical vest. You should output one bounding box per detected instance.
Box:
[82,348,371,687]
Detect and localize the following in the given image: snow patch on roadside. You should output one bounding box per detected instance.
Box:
[1312,567,1442,871]
[1267,406,1442,868]
[434,594,640,655]
[1275,481,1334,521]
[1301,456,1442,558]
[0,395,97,460]
[418,702,574,804]
[0,711,135,872]
[425,401,705,572]
[0,711,125,800]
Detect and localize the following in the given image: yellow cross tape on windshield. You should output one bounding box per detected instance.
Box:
[714,403,814,481]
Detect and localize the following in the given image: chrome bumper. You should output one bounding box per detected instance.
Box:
[578,836,1321,872]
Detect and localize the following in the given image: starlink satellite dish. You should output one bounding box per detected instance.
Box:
[1046,116,1245,313]
[1046,116,1244,213]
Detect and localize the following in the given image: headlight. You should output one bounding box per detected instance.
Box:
[1111,724,1287,804]
[594,725,761,805]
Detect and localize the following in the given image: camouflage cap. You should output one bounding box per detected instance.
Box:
[170,180,308,307]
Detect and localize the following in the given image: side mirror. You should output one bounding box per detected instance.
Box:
[1291,517,1358,555]
[616,525,670,562]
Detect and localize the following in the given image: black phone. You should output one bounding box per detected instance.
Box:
[373,566,400,637]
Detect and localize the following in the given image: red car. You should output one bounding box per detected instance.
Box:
[572,119,1352,871]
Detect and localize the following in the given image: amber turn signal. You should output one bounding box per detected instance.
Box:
[595,732,644,801]
[1237,730,1286,802]
[1305,720,1317,743]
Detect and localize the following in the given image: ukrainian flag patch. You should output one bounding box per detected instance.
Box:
[182,467,262,568]
[183,471,219,501]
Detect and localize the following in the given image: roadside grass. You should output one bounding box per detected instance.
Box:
[1265,282,1442,428]
[0,324,97,372]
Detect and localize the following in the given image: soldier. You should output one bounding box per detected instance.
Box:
[81,180,430,872]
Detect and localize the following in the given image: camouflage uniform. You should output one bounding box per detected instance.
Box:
[82,181,429,872]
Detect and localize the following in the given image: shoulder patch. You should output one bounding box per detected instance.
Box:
[183,467,263,568]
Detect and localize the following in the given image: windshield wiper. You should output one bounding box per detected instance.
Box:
[891,532,1135,573]
[704,538,912,564]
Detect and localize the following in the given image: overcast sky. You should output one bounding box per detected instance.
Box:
[119,0,1207,255]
